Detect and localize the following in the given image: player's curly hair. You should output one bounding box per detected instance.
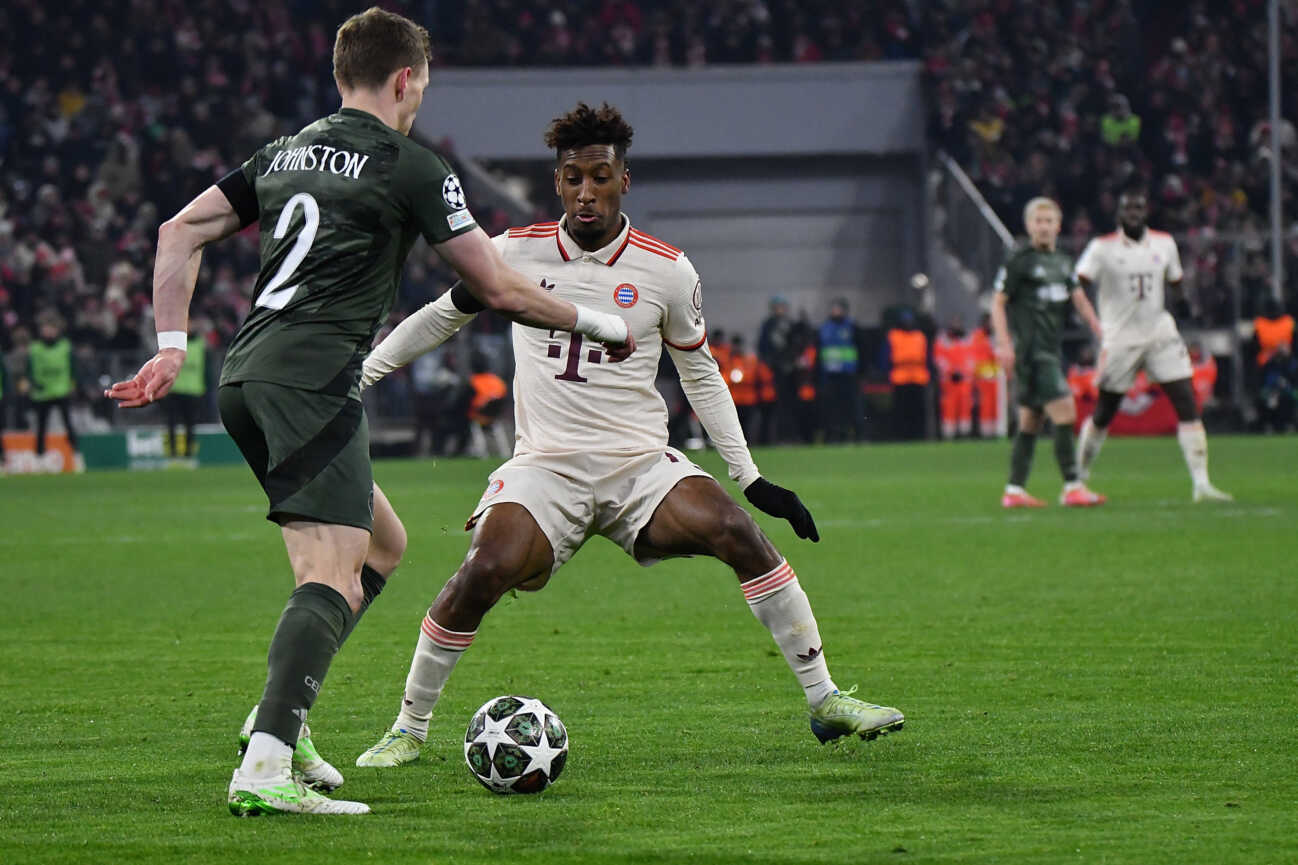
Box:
[544,102,634,162]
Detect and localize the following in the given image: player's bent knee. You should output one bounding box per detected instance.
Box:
[1092,392,1122,428]
[711,505,776,570]
[368,520,407,576]
[450,551,529,613]
[1163,378,1199,421]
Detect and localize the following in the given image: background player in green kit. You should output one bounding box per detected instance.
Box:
[990,197,1105,509]
[106,7,633,817]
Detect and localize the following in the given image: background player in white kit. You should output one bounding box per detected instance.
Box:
[1073,185,1232,502]
[355,103,904,765]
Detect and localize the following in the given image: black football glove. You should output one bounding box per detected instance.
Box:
[743,477,820,542]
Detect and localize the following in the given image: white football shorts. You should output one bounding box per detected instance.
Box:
[1097,335,1193,393]
[467,447,712,572]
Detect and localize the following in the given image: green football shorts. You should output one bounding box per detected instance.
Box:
[1015,355,1071,409]
[218,382,373,531]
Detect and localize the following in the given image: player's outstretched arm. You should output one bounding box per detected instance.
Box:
[435,228,635,359]
[106,185,244,407]
[667,343,817,542]
[362,286,479,388]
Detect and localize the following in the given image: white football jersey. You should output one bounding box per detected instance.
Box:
[493,214,707,456]
[1074,229,1183,346]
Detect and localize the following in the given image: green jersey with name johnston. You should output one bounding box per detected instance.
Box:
[220,108,477,395]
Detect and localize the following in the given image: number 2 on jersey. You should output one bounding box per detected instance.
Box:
[255,192,320,310]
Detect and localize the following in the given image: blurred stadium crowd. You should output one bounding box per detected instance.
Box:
[0,0,1294,450]
[927,0,1298,324]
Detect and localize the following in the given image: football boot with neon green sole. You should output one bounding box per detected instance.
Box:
[227,768,369,816]
[809,686,905,744]
[355,728,423,768]
[238,704,345,792]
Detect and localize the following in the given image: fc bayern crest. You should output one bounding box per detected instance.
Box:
[484,478,504,498]
[442,174,466,209]
[613,283,638,308]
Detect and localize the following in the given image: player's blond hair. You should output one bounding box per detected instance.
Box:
[1023,197,1061,229]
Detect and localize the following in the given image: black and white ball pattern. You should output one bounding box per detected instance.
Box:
[464,695,568,794]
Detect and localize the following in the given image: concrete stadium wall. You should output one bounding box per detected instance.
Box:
[416,63,926,336]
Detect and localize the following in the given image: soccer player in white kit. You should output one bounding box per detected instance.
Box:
[1073,186,1232,502]
[354,103,904,767]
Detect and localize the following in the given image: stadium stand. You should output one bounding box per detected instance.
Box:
[924,0,1298,323]
[1,0,1294,443]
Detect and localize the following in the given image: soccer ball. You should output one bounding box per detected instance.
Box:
[464,695,568,794]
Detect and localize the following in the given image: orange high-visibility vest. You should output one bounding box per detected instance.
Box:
[469,372,508,424]
[934,333,975,381]
[725,352,762,407]
[1254,315,1294,365]
[758,359,776,403]
[1068,365,1098,402]
[1192,354,1218,406]
[971,327,998,379]
[711,341,732,371]
[888,329,930,385]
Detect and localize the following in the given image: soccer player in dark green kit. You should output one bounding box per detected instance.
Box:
[990,196,1105,509]
[106,7,633,816]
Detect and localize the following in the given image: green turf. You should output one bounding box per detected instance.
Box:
[1,436,1295,864]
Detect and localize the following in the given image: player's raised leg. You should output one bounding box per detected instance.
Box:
[357,503,554,767]
[634,477,903,743]
[1162,377,1232,502]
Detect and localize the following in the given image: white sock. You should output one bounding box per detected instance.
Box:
[1177,420,1211,487]
[240,731,292,779]
[1004,484,1025,495]
[393,614,475,741]
[804,678,837,707]
[741,560,835,706]
[1077,417,1107,480]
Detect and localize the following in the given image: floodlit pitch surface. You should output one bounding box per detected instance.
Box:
[2,436,1294,864]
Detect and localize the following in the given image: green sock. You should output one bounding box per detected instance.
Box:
[253,582,354,746]
[1054,423,1078,483]
[1009,431,1037,487]
[339,565,388,645]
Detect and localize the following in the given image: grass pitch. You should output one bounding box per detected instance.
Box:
[1,436,1295,864]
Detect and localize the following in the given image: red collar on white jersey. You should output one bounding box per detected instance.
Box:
[535,213,682,265]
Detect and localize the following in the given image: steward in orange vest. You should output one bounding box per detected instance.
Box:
[1254,301,1294,367]
[887,311,930,440]
[887,328,930,386]
[934,322,974,438]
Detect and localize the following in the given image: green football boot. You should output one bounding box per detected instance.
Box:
[227,768,369,816]
[355,728,423,768]
[809,686,905,744]
[238,704,345,792]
